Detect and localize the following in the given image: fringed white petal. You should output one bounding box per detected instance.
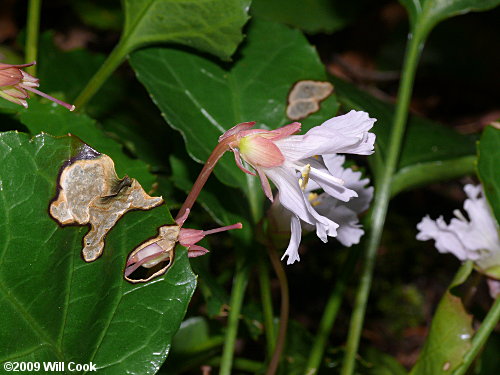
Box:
[323,154,373,213]
[274,110,376,161]
[281,215,302,265]
[416,215,473,261]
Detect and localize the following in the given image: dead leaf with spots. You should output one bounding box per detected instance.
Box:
[49,145,163,262]
[286,80,334,120]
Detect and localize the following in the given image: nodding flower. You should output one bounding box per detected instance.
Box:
[220,110,376,264]
[0,61,75,110]
[268,154,373,263]
[417,184,500,278]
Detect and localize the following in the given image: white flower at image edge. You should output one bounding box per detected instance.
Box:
[221,110,377,264]
[417,184,500,277]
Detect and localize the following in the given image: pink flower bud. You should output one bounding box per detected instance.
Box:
[0,62,75,110]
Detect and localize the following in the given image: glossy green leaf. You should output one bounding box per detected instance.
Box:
[410,292,474,375]
[0,131,196,374]
[399,0,500,40]
[477,125,500,223]
[131,19,339,209]
[18,100,156,190]
[121,0,250,60]
[332,77,476,191]
[251,0,362,34]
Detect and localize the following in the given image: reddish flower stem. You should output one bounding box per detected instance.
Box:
[24,86,75,111]
[176,137,234,222]
[266,240,289,375]
[203,223,242,235]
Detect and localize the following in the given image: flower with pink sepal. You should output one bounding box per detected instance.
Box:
[0,61,75,110]
[221,110,376,264]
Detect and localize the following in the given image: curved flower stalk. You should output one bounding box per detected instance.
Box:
[269,154,374,263]
[0,61,75,110]
[220,110,377,264]
[417,184,500,280]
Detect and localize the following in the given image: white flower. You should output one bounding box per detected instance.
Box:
[269,154,373,263]
[417,184,500,277]
[220,110,376,264]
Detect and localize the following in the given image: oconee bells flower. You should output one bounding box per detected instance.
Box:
[268,154,374,263]
[220,110,376,263]
[417,184,500,278]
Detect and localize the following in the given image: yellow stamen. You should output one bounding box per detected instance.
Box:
[300,164,311,190]
[308,192,321,207]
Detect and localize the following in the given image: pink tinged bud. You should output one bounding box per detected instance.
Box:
[264,122,301,141]
[239,134,285,168]
[175,208,190,226]
[179,223,243,258]
[124,242,170,277]
[0,61,75,111]
[219,121,256,142]
[257,167,274,202]
[233,148,256,176]
[0,67,24,87]
[178,228,205,247]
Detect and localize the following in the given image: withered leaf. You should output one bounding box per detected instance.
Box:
[50,146,163,262]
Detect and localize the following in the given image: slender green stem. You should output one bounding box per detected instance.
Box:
[266,244,289,375]
[74,40,128,109]
[209,356,264,373]
[246,173,263,223]
[219,262,250,375]
[452,296,500,375]
[305,247,361,375]
[25,0,42,75]
[391,155,476,197]
[340,31,424,375]
[258,255,276,358]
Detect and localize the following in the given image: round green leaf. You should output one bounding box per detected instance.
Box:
[122,0,250,60]
[410,292,474,375]
[0,132,196,374]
